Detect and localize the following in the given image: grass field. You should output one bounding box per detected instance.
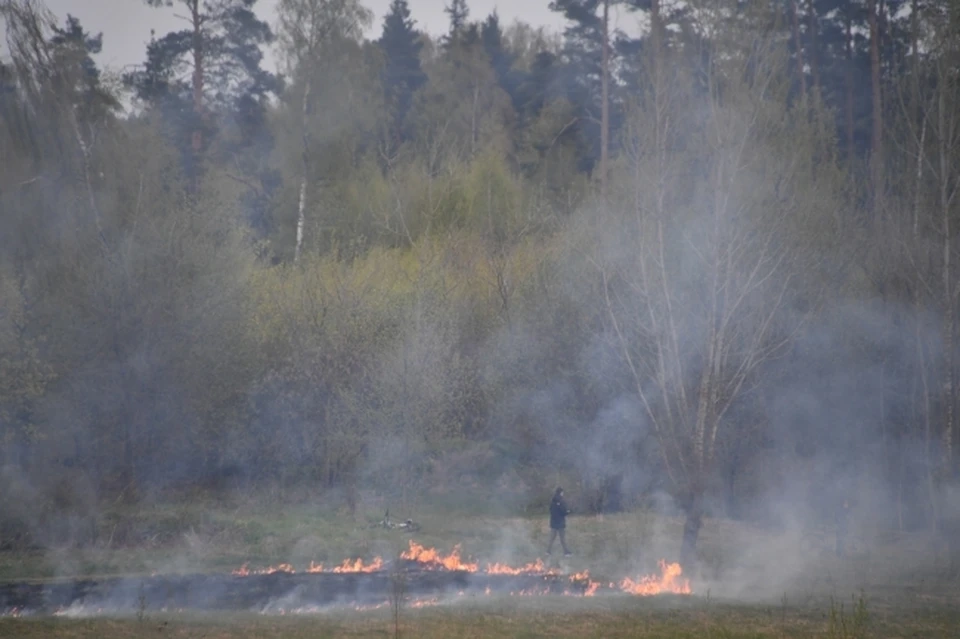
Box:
[2,593,958,638]
[1,490,959,637]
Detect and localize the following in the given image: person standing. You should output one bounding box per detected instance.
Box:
[547,487,572,556]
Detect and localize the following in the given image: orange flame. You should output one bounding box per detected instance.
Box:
[332,557,384,573]
[231,563,294,576]
[226,540,691,599]
[400,541,479,572]
[410,597,440,608]
[569,570,600,596]
[619,560,691,596]
[232,556,383,575]
[486,558,558,575]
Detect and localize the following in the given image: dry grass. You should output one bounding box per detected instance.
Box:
[0,496,684,583]
[1,594,959,638]
[2,492,959,637]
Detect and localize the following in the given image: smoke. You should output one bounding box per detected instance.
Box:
[5,1,960,621]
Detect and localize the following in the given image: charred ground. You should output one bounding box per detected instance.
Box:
[1,494,959,637]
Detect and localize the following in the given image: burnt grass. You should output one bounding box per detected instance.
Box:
[1,494,959,637]
[0,568,598,614]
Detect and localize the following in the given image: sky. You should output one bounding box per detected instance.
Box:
[33,0,579,75]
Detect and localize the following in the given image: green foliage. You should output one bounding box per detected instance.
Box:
[3,0,960,567]
[125,0,280,124]
[377,0,427,151]
[407,35,515,165]
[0,274,53,449]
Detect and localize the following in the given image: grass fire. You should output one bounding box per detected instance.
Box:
[0,539,688,618]
[1,504,959,637]
[3,0,960,637]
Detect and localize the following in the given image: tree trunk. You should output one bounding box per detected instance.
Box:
[910,0,920,83]
[939,82,955,491]
[471,82,479,157]
[868,0,883,214]
[191,0,204,155]
[909,0,922,236]
[911,97,936,530]
[650,0,663,220]
[295,178,307,262]
[600,0,610,202]
[725,459,739,519]
[790,0,806,100]
[845,12,855,160]
[121,410,138,501]
[680,490,704,570]
[897,447,904,531]
[806,0,820,97]
[918,306,939,531]
[650,0,661,57]
[67,106,108,251]
[295,74,312,263]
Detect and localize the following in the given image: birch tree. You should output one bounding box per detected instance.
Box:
[1,0,120,249]
[892,1,960,533]
[596,2,845,568]
[275,0,373,262]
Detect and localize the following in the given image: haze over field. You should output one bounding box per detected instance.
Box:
[1,0,959,602]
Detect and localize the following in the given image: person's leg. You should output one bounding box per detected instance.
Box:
[547,528,557,554]
[560,528,570,554]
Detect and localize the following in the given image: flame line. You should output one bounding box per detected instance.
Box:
[228,542,690,597]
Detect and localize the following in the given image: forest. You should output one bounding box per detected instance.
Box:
[1,0,959,566]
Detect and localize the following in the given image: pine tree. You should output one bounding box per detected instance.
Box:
[0,2,122,254]
[49,14,121,123]
[443,0,470,40]
[443,0,471,47]
[50,16,102,91]
[549,0,620,197]
[480,11,516,93]
[124,0,281,178]
[377,0,426,152]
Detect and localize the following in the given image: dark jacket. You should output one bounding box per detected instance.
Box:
[550,495,570,530]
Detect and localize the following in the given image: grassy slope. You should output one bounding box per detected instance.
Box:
[2,491,959,637]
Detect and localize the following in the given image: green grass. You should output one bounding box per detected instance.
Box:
[2,490,959,637]
[0,492,686,582]
[2,595,960,638]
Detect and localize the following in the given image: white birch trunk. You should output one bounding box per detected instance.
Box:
[294,75,313,263]
[295,177,307,263]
